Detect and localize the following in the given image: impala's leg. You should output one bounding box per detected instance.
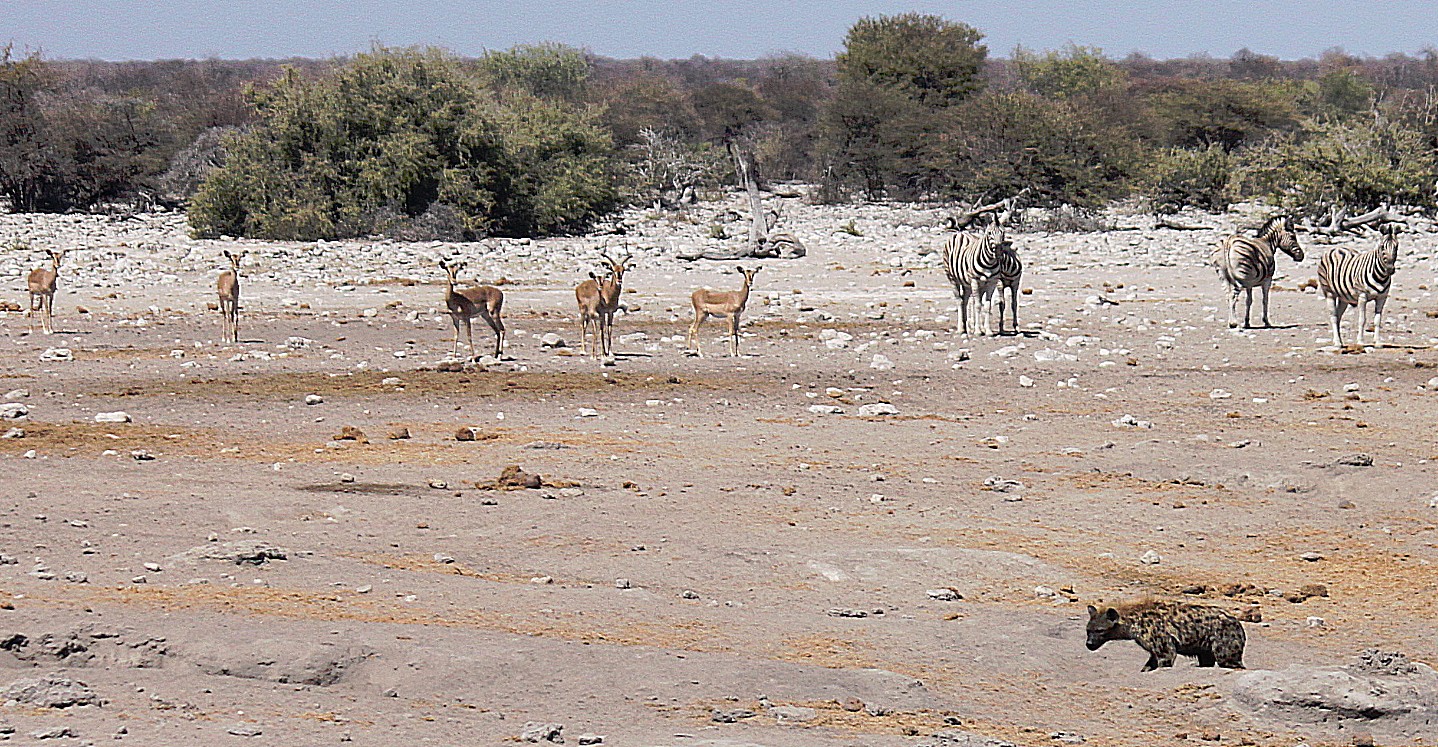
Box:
[729,312,740,356]
[687,310,704,356]
[450,314,463,359]
[232,301,241,343]
[44,293,54,334]
[464,316,476,361]
[604,311,615,357]
[1368,295,1380,348]
[1260,279,1272,327]
[483,310,504,358]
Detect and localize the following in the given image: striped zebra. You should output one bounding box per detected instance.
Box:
[1317,223,1401,347]
[941,221,1016,336]
[986,239,1023,335]
[1210,215,1304,329]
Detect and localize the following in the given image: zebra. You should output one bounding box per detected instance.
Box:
[941,220,1016,336]
[1317,223,1401,347]
[984,237,1023,335]
[1210,215,1304,329]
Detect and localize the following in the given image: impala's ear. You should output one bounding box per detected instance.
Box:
[735,265,745,274]
[223,250,232,260]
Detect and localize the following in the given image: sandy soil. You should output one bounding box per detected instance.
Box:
[3,195,1438,746]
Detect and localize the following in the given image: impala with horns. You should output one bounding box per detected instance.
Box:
[575,251,632,358]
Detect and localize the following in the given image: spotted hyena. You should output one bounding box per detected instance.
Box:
[1085,600,1245,671]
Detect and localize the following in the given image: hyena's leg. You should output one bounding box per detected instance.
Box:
[1197,651,1216,668]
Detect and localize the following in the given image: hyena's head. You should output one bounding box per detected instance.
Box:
[1085,605,1121,650]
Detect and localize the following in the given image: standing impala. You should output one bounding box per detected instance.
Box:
[27,249,67,335]
[440,259,505,360]
[688,265,760,357]
[216,250,245,343]
[574,252,631,358]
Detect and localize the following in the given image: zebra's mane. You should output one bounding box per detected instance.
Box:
[1255,215,1287,238]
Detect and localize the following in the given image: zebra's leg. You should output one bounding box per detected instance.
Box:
[1357,294,1371,346]
[958,289,971,337]
[1329,298,1347,347]
[1260,280,1273,327]
[1368,295,1380,348]
[1008,283,1019,335]
[1242,287,1255,328]
[1227,286,1241,328]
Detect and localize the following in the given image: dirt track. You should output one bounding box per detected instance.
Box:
[4,198,1438,746]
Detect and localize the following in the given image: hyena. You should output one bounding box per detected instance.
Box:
[1085,600,1245,671]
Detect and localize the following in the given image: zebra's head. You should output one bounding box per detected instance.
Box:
[1379,223,1401,264]
[1260,215,1303,262]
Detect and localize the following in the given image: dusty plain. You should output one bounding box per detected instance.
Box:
[2,194,1438,746]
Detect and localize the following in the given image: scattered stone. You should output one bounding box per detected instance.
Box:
[0,403,28,420]
[680,590,700,599]
[827,608,869,618]
[711,708,757,723]
[841,697,865,712]
[129,449,155,461]
[304,394,324,405]
[927,588,962,601]
[614,578,632,589]
[576,735,604,745]
[1,427,23,439]
[454,427,498,442]
[93,411,131,423]
[540,333,566,348]
[1051,732,1086,744]
[227,724,263,737]
[1139,550,1162,565]
[1019,375,1035,387]
[870,354,895,370]
[1237,606,1263,623]
[808,404,844,415]
[1111,414,1153,429]
[1300,552,1325,562]
[29,726,77,740]
[39,348,73,362]
[520,721,564,743]
[333,426,368,443]
[1233,662,1438,725]
[476,465,544,490]
[983,476,1023,493]
[174,540,287,566]
[576,408,599,418]
[3,674,101,708]
[857,402,899,417]
[387,427,410,440]
[3,389,27,400]
[1284,584,1329,603]
[1332,453,1374,467]
[769,705,817,723]
[522,441,567,450]
[1354,649,1419,676]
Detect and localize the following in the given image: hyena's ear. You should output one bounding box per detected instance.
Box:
[1104,608,1119,622]
[1086,605,1098,617]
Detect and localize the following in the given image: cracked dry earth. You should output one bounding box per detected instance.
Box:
[3,202,1438,746]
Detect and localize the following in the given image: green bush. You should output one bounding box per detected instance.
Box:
[1142,144,1234,213]
[1236,116,1438,216]
[836,13,987,108]
[189,46,618,240]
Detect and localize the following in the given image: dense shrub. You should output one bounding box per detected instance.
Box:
[189,46,618,240]
[1142,144,1235,213]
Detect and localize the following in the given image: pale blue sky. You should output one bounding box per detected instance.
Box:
[7,1,1436,61]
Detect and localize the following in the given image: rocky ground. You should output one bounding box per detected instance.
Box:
[3,192,1438,746]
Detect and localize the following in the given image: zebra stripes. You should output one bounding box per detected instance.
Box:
[941,224,1019,336]
[1317,224,1401,346]
[1211,215,1304,329]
